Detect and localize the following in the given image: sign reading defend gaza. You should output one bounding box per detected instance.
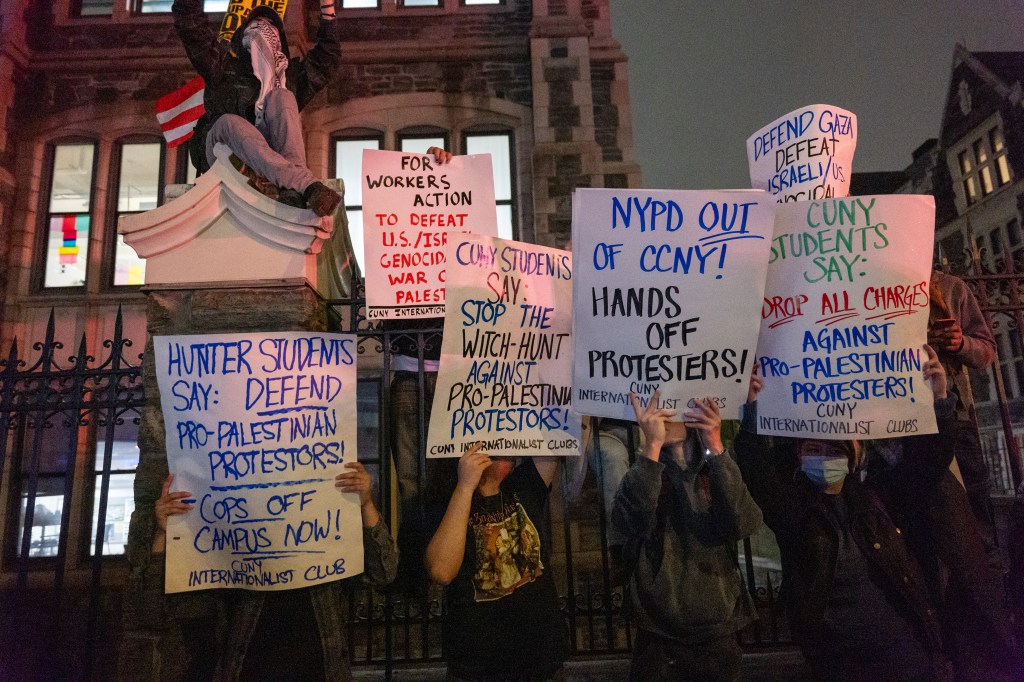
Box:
[572,188,775,421]
[747,104,857,204]
[754,195,937,439]
[362,150,498,320]
[427,235,579,458]
[154,332,363,593]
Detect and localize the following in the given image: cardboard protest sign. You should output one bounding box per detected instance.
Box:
[572,188,775,421]
[362,150,498,321]
[154,332,362,593]
[426,235,579,457]
[747,104,857,204]
[754,195,937,439]
[219,0,289,42]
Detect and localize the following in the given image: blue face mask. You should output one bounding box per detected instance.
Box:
[800,455,849,487]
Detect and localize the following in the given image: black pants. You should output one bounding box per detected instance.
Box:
[629,629,742,682]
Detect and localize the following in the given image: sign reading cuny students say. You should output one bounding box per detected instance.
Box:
[572,189,775,421]
[426,235,579,458]
[754,195,937,439]
[747,104,857,204]
[362,149,498,320]
[154,332,363,593]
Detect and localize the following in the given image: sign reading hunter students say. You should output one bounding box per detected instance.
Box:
[747,104,857,204]
[754,195,937,439]
[572,189,775,421]
[154,332,363,593]
[362,150,498,320]
[427,235,579,457]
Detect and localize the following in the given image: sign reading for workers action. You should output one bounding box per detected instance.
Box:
[362,149,498,320]
[754,195,937,439]
[747,104,857,204]
[426,235,579,458]
[572,188,775,421]
[154,332,362,593]
[219,0,289,42]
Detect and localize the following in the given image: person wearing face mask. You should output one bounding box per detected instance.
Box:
[735,345,955,682]
[611,391,762,682]
[424,446,568,682]
[172,0,343,216]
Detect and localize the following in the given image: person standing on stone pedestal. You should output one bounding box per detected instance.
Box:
[172,0,342,216]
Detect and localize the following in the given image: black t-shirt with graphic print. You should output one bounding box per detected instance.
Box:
[432,459,568,680]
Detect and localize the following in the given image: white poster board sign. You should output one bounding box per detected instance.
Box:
[362,149,498,320]
[572,188,776,420]
[154,332,363,593]
[427,235,579,457]
[754,195,937,438]
[747,104,857,204]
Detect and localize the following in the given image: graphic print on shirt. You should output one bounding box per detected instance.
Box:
[470,496,544,602]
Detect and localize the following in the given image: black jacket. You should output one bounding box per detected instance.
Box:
[172,0,341,174]
[733,401,955,672]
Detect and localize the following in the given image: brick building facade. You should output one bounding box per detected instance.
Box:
[0,0,640,653]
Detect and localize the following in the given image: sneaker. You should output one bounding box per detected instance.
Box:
[303,181,342,217]
[278,188,305,209]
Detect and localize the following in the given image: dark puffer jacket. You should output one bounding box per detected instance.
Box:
[171,0,341,174]
[734,401,954,679]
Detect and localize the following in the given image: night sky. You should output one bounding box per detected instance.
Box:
[609,1,1024,190]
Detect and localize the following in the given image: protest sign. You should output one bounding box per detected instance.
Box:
[754,195,937,439]
[362,149,498,321]
[219,0,289,42]
[154,331,362,593]
[747,104,857,204]
[572,188,775,421]
[426,235,579,458]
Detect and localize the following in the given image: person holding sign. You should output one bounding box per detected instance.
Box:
[735,350,954,682]
[149,462,397,681]
[172,0,343,216]
[928,270,999,550]
[424,446,568,681]
[611,392,762,682]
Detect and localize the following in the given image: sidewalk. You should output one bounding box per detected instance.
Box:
[355,649,808,681]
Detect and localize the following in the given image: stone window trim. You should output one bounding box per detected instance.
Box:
[339,0,514,16]
[57,0,220,25]
[462,126,517,240]
[102,135,166,291]
[33,136,100,294]
[947,112,1015,214]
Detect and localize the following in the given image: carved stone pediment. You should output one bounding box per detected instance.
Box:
[119,146,335,287]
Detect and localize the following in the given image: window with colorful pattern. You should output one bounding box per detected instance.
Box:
[43,143,96,289]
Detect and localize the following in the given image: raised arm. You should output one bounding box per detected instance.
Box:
[733,366,798,544]
[335,461,397,586]
[684,396,762,541]
[171,0,223,79]
[424,444,490,585]
[292,3,342,109]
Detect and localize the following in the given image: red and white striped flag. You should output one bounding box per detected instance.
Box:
[155,76,206,148]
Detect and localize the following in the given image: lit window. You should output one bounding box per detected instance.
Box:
[464,0,503,4]
[79,0,113,15]
[341,0,378,7]
[137,0,228,11]
[91,420,141,556]
[398,134,448,155]
[113,142,163,286]
[332,134,383,270]
[990,127,1011,187]
[43,143,94,288]
[465,132,515,240]
[400,0,440,5]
